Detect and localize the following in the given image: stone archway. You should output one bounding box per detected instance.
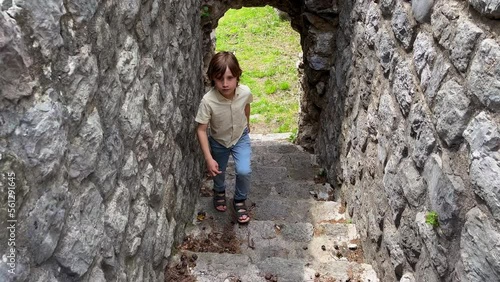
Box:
[200,0,339,151]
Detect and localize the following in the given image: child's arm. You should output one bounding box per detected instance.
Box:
[196,123,221,176]
[245,103,251,132]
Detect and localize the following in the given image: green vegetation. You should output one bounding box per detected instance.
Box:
[216,6,301,133]
[425,211,439,228]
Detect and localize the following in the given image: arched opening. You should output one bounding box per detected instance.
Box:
[200,0,339,152]
[214,6,302,134]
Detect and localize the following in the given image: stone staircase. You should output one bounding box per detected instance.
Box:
[167,134,379,282]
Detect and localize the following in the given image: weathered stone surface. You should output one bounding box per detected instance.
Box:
[412,0,434,23]
[380,0,395,16]
[431,2,460,50]
[408,103,436,168]
[423,154,464,237]
[65,0,99,24]
[10,0,65,57]
[13,97,67,182]
[416,212,448,277]
[383,155,406,225]
[67,109,103,181]
[399,158,426,207]
[450,20,483,73]
[433,80,471,146]
[393,58,415,117]
[63,45,99,125]
[0,11,36,101]
[424,54,450,106]
[461,207,500,281]
[463,112,500,221]
[468,0,500,19]
[467,39,500,112]
[364,2,380,48]
[376,30,396,75]
[24,181,68,264]
[413,31,436,88]
[54,182,104,276]
[391,1,416,50]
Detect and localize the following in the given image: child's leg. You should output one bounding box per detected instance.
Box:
[231,129,251,201]
[208,136,231,193]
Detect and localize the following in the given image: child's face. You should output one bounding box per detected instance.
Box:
[214,67,238,98]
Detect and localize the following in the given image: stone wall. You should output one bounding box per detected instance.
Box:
[0,0,204,281]
[316,0,500,281]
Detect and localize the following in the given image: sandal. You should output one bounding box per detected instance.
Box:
[213,191,226,212]
[233,200,250,224]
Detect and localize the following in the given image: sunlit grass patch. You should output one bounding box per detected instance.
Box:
[216,6,301,133]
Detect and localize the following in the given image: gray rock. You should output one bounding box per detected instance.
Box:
[408,103,436,168]
[400,272,416,282]
[468,0,500,19]
[467,39,500,112]
[470,156,500,221]
[461,207,500,281]
[450,20,483,73]
[119,81,145,146]
[433,80,472,146]
[116,0,140,27]
[67,109,103,181]
[392,2,416,50]
[54,182,104,276]
[10,0,65,57]
[125,193,149,257]
[104,182,130,252]
[413,31,436,83]
[424,54,450,106]
[364,2,380,48]
[65,0,98,25]
[380,0,395,16]
[0,109,20,138]
[376,30,396,75]
[412,0,434,23]
[24,181,68,264]
[392,58,415,117]
[399,158,426,207]
[383,222,405,276]
[415,211,448,276]
[0,12,36,100]
[64,45,99,125]
[117,36,139,87]
[14,98,67,182]
[383,155,406,225]
[423,154,464,237]
[463,111,500,156]
[430,2,459,50]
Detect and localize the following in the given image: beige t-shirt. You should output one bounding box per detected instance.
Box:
[195,84,253,148]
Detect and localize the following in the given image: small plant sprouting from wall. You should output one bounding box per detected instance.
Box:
[201,6,210,18]
[425,211,439,228]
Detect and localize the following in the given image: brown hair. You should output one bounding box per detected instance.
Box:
[207,51,242,86]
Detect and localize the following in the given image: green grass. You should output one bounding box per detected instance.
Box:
[216,6,301,133]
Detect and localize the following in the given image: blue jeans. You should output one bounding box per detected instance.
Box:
[209,128,251,201]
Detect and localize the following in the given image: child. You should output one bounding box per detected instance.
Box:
[195,51,253,224]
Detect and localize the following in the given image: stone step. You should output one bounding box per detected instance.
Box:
[175,250,378,282]
[251,196,345,224]
[171,137,379,282]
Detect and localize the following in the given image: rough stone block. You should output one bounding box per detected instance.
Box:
[450,19,483,73]
[467,39,500,112]
[433,80,472,146]
[392,1,416,50]
[468,0,500,19]
[461,207,500,281]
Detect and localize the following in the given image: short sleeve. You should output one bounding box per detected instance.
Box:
[195,99,211,124]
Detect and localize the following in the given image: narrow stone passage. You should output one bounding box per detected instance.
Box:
[167,134,378,282]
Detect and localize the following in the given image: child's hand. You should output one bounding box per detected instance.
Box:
[206,159,222,176]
